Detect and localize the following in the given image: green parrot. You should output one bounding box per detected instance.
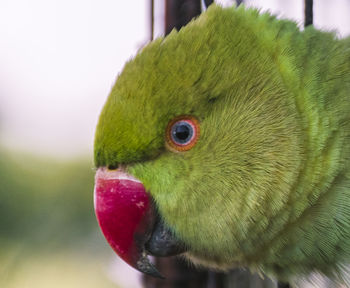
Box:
[93,4,350,284]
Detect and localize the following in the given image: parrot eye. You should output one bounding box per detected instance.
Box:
[166,116,200,151]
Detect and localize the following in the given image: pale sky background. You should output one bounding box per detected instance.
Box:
[0,0,349,158]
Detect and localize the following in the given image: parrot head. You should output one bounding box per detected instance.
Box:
[94,5,306,279]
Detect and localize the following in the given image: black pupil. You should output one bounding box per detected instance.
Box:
[172,122,193,144]
[175,125,190,140]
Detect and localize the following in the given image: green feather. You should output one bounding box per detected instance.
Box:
[94,4,350,282]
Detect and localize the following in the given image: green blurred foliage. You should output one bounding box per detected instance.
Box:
[0,148,96,248]
[0,147,121,288]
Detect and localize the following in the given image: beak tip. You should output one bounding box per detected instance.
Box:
[136,255,165,279]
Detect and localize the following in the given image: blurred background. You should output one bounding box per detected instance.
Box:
[0,1,349,287]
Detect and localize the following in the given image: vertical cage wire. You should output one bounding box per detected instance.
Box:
[304,0,313,27]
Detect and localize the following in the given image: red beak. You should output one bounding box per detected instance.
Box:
[94,168,163,278]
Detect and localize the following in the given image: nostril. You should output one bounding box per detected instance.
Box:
[107,165,118,170]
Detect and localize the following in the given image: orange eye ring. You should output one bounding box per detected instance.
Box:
[165,115,200,152]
